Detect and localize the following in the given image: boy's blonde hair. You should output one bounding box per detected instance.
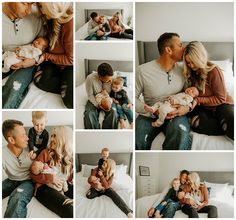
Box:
[32,111,47,122]
[171,177,180,186]
[112,77,124,87]
[101,147,109,153]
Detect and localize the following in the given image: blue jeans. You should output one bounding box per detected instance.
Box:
[135,115,192,150]
[116,104,133,123]
[84,33,108,40]
[84,100,118,129]
[161,200,181,218]
[2,66,36,109]
[2,179,34,218]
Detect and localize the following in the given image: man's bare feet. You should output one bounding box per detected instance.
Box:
[127,212,133,218]
[144,104,154,113]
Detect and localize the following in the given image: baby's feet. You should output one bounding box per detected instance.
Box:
[144,104,154,113]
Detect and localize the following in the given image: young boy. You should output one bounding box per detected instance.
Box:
[98,147,110,170]
[150,178,182,218]
[110,77,133,129]
[28,111,49,160]
[144,86,199,127]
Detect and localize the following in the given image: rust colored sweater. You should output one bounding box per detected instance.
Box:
[44,18,73,67]
[196,67,233,110]
[88,167,114,190]
[180,184,208,210]
[109,19,125,33]
[30,149,73,195]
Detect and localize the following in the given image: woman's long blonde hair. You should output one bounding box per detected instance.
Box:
[188,172,201,194]
[48,126,73,177]
[183,41,216,93]
[112,12,123,27]
[102,159,116,180]
[39,2,73,50]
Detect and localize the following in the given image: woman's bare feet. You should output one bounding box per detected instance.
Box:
[127,212,133,218]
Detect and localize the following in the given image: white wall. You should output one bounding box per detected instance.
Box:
[2,111,73,127]
[136,152,234,195]
[76,2,133,30]
[136,2,233,42]
[76,131,133,153]
[75,43,133,86]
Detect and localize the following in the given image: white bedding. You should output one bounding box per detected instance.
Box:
[76,21,132,41]
[136,192,234,218]
[76,82,133,129]
[75,172,133,218]
[2,77,67,109]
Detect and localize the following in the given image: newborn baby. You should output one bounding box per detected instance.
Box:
[30,160,68,193]
[88,175,104,191]
[178,191,204,207]
[2,37,49,73]
[145,86,199,127]
[95,89,113,111]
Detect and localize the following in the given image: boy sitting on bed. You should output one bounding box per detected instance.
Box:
[144,86,199,127]
[110,77,133,129]
[30,160,68,194]
[149,178,182,218]
[2,37,48,73]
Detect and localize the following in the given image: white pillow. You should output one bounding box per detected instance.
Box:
[115,164,128,177]
[83,164,97,177]
[114,71,133,89]
[204,181,228,200]
[225,185,234,198]
[76,82,87,106]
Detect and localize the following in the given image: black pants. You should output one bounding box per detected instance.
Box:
[109,29,133,39]
[86,188,132,215]
[189,104,234,140]
[182,204,218,218]
[34,62,73,109]
[36,184,73,218]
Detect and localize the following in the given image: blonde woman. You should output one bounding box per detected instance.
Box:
[109,12,133,39]
[34,2,73,108]
[31,126,73,218]
[183,41,234,140]
[180,172,217,217]
[87,159,133,217]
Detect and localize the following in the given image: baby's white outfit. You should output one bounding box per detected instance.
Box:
[95,90,113,105]
[2,44,42,73]
[185,192,202,206]
[151,92,193,127]
[42,166,68,192]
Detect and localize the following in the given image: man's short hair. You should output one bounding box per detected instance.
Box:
[157,32,180,55]
[2,119,23,141]
[180,169,189,176]
[90,12,98,20]
[97,63,113,77]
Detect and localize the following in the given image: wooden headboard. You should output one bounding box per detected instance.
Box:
[137,41,234,65]
[85,9,123,22]
[85,59,133,78]
[76,153,133,176]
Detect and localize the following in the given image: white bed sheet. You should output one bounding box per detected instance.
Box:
[75,172,133,218]
[136,193,234,218]
[76,21,132,41]
[2,77,66,109]
[76,82,134,129]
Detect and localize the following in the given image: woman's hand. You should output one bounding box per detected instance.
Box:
[28,150,37,160]
[11,58,36,69]
[36,54,45,65]
[98,169,103,176]
[53,175,64,188]
[147,207,155,217]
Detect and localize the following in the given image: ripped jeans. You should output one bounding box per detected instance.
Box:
[135,115,192,150]
[189,104,234,140]
[2,179,34,217]
[2,66,36,109]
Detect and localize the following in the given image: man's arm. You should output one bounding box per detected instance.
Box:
[85,76,99,108]
[87,21,100,35]
[166,105,190,119]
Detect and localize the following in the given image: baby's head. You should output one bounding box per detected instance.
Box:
[101,97,112,112]
[171,178,181,191]
[33,37,49,52]
[112,77,124,93]
[101,147,110,160]
[30,161,45,175]
[32,111,47,135]
[89,175,99,183]
[185,86,199,98]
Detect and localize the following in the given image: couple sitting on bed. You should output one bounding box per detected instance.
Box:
[85,11,133,40]
[84,62,133,129]
[86,148,133,218]
[2,2,73,109]
[136,32,234,150]
[2,119,73,218]
[148,170,218,218]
